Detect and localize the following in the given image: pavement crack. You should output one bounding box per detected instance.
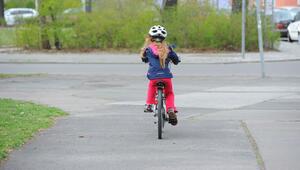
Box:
[240,120,266,170]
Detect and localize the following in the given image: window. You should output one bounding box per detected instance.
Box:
[274,10,293,22]
[295,12,300,21]
[10,10,33,15]
[19,10,34,15]
[10,11,20,15]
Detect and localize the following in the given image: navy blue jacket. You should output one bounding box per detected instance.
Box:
[142,46,180,80]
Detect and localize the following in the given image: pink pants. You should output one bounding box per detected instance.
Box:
[146,78,176,111]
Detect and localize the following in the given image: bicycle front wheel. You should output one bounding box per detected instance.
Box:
[157,89,163,139]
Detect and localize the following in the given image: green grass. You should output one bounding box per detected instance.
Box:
[0,98,68,160]
[0,27,17,47]
[0,73,46,79]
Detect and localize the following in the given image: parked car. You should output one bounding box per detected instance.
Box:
[274,8,294,37]
[287,12,300,42]
[278,6,300,20]
[4,8,38,26]
[63,8,83,14]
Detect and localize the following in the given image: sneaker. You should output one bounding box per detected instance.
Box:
[167,108,178,126]
[144,104,153,113]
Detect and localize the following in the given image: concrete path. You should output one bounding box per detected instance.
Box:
[0,41,299,169]
[0,73,299,170]
[0,42,300,64]
[0,51,299,64]
[1,61,300,78]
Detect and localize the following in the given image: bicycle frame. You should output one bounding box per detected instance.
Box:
[155,81,168,139]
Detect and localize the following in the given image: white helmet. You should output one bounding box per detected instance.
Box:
[148,25,167,40]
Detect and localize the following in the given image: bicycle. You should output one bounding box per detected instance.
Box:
[154,81,169,139]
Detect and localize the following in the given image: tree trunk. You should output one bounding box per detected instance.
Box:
[165,0,177,8]
[232,0,242,13]
[160,0,177,9]
[85,0,92,13]
[0,0,4,21]
[40,16,51,49]
[38,0,51,49]
[50,13,61,50]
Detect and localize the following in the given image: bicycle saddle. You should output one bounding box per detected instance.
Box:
[156,81,165,88]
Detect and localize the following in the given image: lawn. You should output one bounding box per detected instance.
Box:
[0,27,17,47]
[0,98,67,160]
[0,73,45,79]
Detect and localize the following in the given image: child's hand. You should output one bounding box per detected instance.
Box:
[140,47,146,58]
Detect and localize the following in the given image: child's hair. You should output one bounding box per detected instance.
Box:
[140,35,169,68]
[157,41,169,68]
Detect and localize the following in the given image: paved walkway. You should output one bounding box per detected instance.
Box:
[0,42,299,64]
[0,74,300,170]
[0,51,299,64]
[0,42,300,170]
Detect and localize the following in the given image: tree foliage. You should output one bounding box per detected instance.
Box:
[38,0,80,49]
[4,0,35,9]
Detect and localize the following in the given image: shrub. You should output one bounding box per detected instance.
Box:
[15,0,279,51]
[5,0,35,9]
[0,27,17,47]
[16,20,41,49]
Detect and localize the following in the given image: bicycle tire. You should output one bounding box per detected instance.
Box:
[162,107,166,128]
[157,88,163,139]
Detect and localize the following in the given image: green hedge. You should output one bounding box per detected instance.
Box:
[0,27,17,47]
[5,0,35,9]
[15,0,279,51]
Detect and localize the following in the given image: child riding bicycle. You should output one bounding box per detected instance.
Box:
[140,25,181,126]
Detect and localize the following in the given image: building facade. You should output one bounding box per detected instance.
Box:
[275,0,300,7]
[163,0,300,9]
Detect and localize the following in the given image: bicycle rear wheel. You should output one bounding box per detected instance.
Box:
[157,89,163,139]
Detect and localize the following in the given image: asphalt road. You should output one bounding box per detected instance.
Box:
[0,61,300,170]
[0,61,300,77]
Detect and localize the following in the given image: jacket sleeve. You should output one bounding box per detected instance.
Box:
[168,46,181,65]
[141,48,149,63]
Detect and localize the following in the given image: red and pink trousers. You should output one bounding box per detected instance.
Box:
[146,78,177,112]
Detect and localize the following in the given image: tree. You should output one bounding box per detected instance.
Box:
[165,0,177,7]
[0,0,4,20]
[161,0,177,9]
[38,0,80,49]
[85,0,92,12]
[160,0,177,24]
[232,0,242,13]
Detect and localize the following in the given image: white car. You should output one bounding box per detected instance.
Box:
[4,8,38,26]
[287,12,300,42]
[287,21,300,42]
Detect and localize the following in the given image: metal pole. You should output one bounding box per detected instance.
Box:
[263,0,267,48]
[35,0,38,11]
[242,0,246,59]
[271,0,274,23]
[298,27,300,44]
[256,0,266,78]
[271,0,275,48]
[81,0,85,11]
[162,0,167,9]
